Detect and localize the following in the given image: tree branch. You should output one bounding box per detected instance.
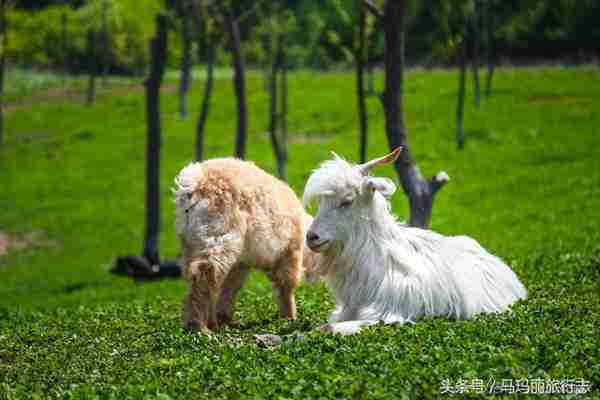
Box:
[362,0,383,19]
[429,171,450,195]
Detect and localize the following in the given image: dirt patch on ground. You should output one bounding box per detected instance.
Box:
[5,87,84,113]
[0,231,58,259]
[5,83,177,114]
[289,133,333,144]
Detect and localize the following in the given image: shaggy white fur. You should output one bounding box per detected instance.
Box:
[304,151,527,335]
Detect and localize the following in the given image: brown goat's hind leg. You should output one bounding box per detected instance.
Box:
[217,264,250,326]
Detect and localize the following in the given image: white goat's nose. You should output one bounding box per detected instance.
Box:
[306,231,320,243]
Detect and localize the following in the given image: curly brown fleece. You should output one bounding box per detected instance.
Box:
[174,158,318,333]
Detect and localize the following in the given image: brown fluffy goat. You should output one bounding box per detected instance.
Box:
[174,158,317,333]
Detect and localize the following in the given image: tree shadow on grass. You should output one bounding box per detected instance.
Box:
[110,256,181,281]
[60,281,112,294]
[526,152,578,167]
[464,128,499,145]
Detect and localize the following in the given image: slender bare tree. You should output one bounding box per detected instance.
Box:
[113,13,181,280]
[484,0,495,97]
[279,34,288,180]
[356,0,368,163]
[61,12,68,81]
[101,0,109,86]
[263,4,290,181]
[188,0,218,161]
[470,0,481,108]
[178,0,193,119]
[268,37,282,178]
[456,35,467,150]
[143,13,168,266]
[227,13,247,159]
[86,29,98,105]
[267,32,289,181]
[363,0,449,228]
[0,0,7,146]
[194,44,215,161]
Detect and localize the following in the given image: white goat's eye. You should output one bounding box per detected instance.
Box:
[339,199,353,208]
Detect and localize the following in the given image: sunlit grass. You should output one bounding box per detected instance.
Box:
[0,66,599,398]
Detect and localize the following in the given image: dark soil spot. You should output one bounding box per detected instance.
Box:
[74,131,94,141]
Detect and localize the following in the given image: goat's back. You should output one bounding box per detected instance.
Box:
[174,158,306,268]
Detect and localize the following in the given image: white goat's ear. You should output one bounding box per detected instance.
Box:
[363,177,396,198]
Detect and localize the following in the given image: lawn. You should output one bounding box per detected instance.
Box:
[1,66,599,398]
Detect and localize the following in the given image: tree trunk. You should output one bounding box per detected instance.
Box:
[279,36,288,182]
[179,11,192,119]
[485,53,495,97]
[143,14,168,266]
[484,3,495,97]
[456,37,467,150]
[227,15,247,160]
[268,34,289,182]
[356,0,368,163]
[61,12,68,80]
[380,0,448,229]
[86,29,97,106]
[0,0,6,147]
[195,42,215,162]
[470,1,481,108]
[367,64,375,96]
[268,38,283,179]
[262,30,272,92]
[101,0,109,87]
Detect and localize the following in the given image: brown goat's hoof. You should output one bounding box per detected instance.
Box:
[223,319,242,328]
[199,326,214,335]
[217,313,240,327]
[184,320,213,335]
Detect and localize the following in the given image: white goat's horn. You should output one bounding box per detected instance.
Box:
[358,147,402,175]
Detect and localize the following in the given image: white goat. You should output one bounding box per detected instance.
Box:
[303,148,527,335]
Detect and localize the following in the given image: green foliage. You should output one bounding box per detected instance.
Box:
[245,3,298,67]
[1,67,600,397]
[285,1,328,68]
[7,1,161,73]
[7,5,82,68]
[6,0,600,72]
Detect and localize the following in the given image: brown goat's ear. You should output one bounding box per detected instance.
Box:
[358,147,402,175]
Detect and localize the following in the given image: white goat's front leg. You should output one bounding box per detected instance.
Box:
[318,320,379,335]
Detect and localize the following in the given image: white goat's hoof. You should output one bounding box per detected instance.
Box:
[318,323,335,333]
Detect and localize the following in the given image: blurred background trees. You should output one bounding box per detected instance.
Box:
[4,0,600,228]
[4,0,599,273]
[0,0,9,146]
[6,0,598,75]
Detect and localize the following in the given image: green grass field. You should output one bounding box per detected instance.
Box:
[1,66,599,398]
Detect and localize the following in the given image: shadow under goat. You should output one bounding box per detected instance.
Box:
[304,148,527,335]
